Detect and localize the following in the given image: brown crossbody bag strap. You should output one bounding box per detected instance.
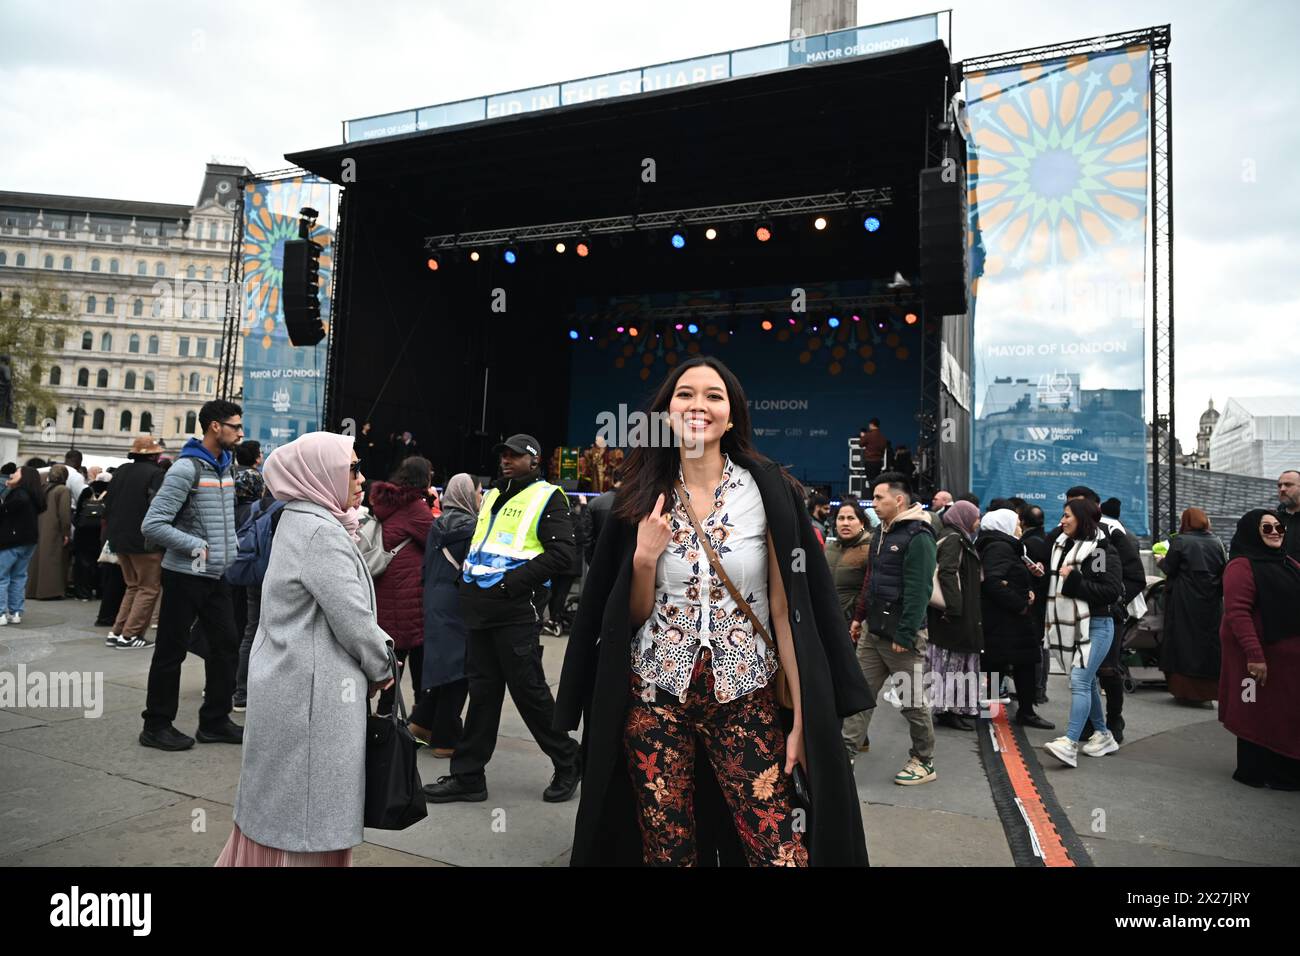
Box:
[674,481,793,708]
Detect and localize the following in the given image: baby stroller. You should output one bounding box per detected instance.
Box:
[1115,575,1168,693]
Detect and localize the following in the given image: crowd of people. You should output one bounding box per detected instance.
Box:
[2,381,1296,867]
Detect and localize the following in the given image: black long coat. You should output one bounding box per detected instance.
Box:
[976,529,1036,661]
[421,508,475,688]
[1158,530,1226,680]
[555,452,873,866]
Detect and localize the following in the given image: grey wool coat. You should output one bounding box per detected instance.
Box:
[233,501,393,853]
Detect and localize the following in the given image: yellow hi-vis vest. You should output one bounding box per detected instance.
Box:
[462,480,559,588]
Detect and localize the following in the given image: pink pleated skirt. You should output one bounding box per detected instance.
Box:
[214,824,353,867]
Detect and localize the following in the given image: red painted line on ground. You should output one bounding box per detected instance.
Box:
[990,706,1077,867]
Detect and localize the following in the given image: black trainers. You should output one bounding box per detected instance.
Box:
[542,764,581,803]
[111,635,153,649]
[195,719,244,744]
[140,725,195,751]
[422,775,488,803]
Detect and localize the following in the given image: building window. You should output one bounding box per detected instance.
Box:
[204,265,213,281]
[104,296,115,315]
[110,259,120,273]
[137,261,147,275]
[44,254,53,269]
[85,295,96,314]
[91,257,100,272]
[120,410,132,432]
[186,264,196,279]
[133,298,143,317]
[147,335,159,355]
[206,376,214,394]
[155,261,165,277]
[208,222,217,241]
[49,366,61,385]
[125,371,137,389]
[15,253,26,267]
[30,364,41,384]
[179,336,190,357]
[72,407,86,430]
[214,338,223,359]
[59,292,68,310]
[100,332,112,351]
[196,338,207,358]
[128,333,139,353]
[96,369,109,388]
[188,372,199,392]
[54,330,65,349]
[81,331,93,350]
[0,252,7,266]
[144,372,155,391]
[92,408,105,431]
[35,328,45,348]
[185,411,197,434]
[77,368,89,387]
[63,255,72,270]
[141,411,153,432]
[24,405,36,427]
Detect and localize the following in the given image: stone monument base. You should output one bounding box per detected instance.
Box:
[0,427,20,469]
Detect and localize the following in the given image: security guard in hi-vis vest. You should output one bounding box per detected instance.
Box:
[423,434,582,804]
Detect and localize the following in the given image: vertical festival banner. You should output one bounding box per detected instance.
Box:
[966,46,1152,536]
[240,176,334,453]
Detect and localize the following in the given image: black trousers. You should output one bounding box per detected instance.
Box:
[409,677,470,749]
[96,562,125,626]
[450,621,578,786]
[984,651,1042,719]
[72,529,102,599]
[142,569,239,732]
[377,645,424,716]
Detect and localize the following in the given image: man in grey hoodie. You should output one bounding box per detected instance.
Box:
[138,400,243,751]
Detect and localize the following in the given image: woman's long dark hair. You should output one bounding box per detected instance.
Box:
[614,355,788,522]
[390,456,432,489]
[1064,497,1102,541]
[15,466,46,513]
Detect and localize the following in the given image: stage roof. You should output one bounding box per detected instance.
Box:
[286,40,954,236]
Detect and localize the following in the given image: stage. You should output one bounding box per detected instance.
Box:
[286,38,972,495]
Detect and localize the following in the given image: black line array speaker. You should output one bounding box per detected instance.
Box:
[282,238,325,346]
[919,165,969,317]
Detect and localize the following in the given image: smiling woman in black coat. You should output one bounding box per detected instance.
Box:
[556,357,872,867]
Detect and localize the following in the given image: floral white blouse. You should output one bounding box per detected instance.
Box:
[632,456,778,703]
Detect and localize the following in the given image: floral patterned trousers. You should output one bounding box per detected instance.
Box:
[624,649,808,867]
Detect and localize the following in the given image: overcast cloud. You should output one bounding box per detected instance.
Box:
[2,0,1296,448]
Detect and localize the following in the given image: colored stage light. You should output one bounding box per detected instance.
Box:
[863,215,881,233]
[671,232,686,249]
[687,323,699,334]
[675,323,684,331]
[426,255,440,272]
[761,319,773,331]
[616,325,626,333]
[905,312,918,325]
[575,242,589,257]
[828,316,840,328]
[503,247,518,264]
[469,250,480,262]
[755,223,772,242]
[788,317,796,325]
[851,314,861,322]
[705,227,718,240]
[555,242,566,254]
[628,326,639,337]
[813,216,828,231]
[568,329,579,340]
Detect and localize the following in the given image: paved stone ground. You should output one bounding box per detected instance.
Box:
[1,599,1296,866]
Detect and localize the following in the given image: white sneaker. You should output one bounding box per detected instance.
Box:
[1082,730,1120,757]
[1044,736,1078,768]
[6,612,19,625]
[0,613,9,626]
[106,631,123,646]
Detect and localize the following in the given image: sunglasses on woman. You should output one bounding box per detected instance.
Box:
[1260,522,1284,534]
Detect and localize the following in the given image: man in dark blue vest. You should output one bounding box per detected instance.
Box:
[846,471,939,785]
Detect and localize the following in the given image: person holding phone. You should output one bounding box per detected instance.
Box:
[557,356,871,866]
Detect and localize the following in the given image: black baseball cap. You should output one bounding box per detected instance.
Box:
[493,434,541,458]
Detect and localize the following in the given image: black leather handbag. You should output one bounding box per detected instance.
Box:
[364,650,427,830]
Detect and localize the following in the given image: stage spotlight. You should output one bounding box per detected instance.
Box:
[705,227,718,240]
[761,319,773,331]
[788,317,797,326]
[813,216,828,231]
[568,329,579,340]
[687,323,699,334]
[851,313,861,323]
[674,323,684,331]
[426,255,441,272]
[503,245,518,265]
[469,250,481,262]
[616,325,626,334]
[828,316,841,328]
[905,312,919,325]
[670,231,686,249]
[755,221,773,242]
[863,215,881,233]
[555,241,566,254]
[888,271,911,289]
[628,325,639,337]
[576,241,590,257]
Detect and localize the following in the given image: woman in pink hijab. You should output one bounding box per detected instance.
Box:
[216,432,394,867]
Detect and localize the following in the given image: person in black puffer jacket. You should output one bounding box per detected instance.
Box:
[976,509,1053,729]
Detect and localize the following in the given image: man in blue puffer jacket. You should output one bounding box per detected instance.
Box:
[138,400,243,752]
